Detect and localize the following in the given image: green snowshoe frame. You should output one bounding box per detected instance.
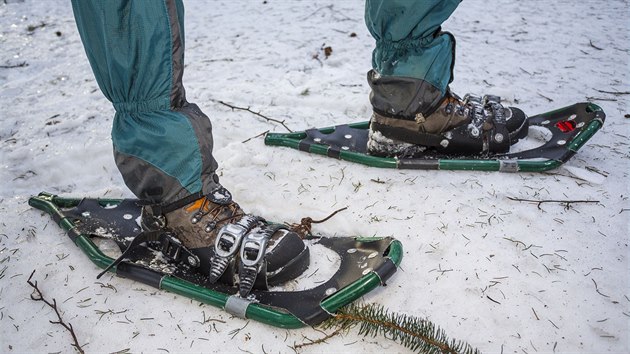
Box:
[29,192,402,329]
[265,102,605,172]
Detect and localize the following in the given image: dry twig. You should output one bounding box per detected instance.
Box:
[507,197,599,210]
[27,270,85,354]
[0,62,28,69]
[288,207,348,238]
[216,100,293,132]
[293,328,344,350]
[241,130,269,143]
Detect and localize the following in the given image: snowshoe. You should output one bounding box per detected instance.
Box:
[29,192,402,328]
[265,102,605,172]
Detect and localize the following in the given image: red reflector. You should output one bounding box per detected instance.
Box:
[556,120,576,133]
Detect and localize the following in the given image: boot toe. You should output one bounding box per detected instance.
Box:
[507,107,529,142]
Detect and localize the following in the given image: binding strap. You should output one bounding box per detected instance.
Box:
[97,230,200,279]
[145,191,204,218]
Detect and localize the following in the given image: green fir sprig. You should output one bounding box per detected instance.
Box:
[320,303,480,354]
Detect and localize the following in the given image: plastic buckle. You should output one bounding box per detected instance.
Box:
[240,229,270,268]
[160,236,182,262]
[215,223,249,258]
[159,233,200,268]
[484,94,501,105]
[208,215,261,283]
[140,206,166,231]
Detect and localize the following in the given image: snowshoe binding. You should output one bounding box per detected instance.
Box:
[134,189,310,297]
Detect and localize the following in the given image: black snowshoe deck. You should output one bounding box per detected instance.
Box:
[265,102,605,172]
[29,193,402,328]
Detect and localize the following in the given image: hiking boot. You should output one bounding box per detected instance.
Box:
[142,187,310,297]
[366,70,528,157]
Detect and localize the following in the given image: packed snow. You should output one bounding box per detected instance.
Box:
[1,1,628,353]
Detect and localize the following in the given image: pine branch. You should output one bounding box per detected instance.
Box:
[321,303,479,354]
[27,270,85,354]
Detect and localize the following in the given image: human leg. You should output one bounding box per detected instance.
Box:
[365,0,527,157]
[71,0,308,295]
[71,0,219,205]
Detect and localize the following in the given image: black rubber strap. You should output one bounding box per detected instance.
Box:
[67,227,82,241]
[96,230,162,279]
[373,259,397,285]
[51,209,66,225]
[116,262,163,289]
[151,191,204,216]
[157,232,200,267]
[299,130,317,152]
[327,147,341,159]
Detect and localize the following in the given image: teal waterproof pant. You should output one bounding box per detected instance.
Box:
[71,0,220,205]
[366,0,460,95]
[71,0,459,205]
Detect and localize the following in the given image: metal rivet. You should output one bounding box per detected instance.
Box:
[313,137,322,143]
[557,140,566,145]
[367,251,378,259]
[541,120,550,125]
[123,214,133,220]
[469,127,480,138]
[188,256,199,267]
[344,134,352,139]
[569,114,577,120]
[440,139,449,148]
[341,146,349,151]
[347,248,357,254]
[325,287,337,296]
[576,122,585,128]
[362,268,373,275]
[81,211,91,218]
[494,133,504,143]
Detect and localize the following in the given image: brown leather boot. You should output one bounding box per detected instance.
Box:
[368,91,528,157]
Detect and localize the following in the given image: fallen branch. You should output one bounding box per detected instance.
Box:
[586,97,617,102]
[241,130,269,143]
[0,62,28,69]
[589,39,604,51]
[292,327,344,350]
[27,270,85,354]
[507,197,599,210]
[300,4,352,21]
[595,89,630,95]
[216,100,293,132]
[537,92,554,102]
[320,303,479,354]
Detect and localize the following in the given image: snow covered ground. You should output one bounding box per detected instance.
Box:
[1,0,628,353]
